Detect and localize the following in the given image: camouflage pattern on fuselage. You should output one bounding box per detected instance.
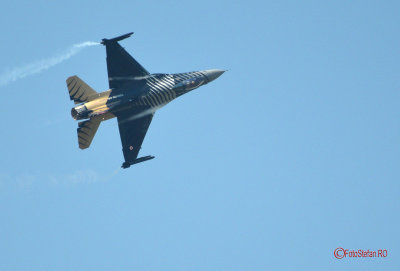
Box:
[71,71,214,122]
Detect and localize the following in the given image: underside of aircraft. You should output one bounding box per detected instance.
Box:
[66,32,225,168]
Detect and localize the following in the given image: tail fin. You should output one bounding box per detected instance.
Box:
[66,76,98,104]
[77,119,101,149]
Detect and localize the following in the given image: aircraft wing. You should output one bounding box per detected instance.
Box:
[102,32,149,89]
[116,107,154,168]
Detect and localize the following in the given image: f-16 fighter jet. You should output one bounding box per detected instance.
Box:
[67,32,225,168]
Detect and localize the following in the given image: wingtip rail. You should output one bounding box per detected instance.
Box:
[101,32,134,45]
[121,155,155,169]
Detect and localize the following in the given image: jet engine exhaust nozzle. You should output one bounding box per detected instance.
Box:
[71,104,89,120]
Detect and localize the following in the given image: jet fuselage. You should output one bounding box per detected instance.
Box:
[71,70,224,122]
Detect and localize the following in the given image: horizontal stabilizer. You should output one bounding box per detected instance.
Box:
[77,119,101,149]
[66,76,97,104]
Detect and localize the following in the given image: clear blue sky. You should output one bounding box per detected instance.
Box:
[0,1,399,270]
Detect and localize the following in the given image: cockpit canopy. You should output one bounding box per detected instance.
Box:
[172,76,206,95]
[182,77,205,91]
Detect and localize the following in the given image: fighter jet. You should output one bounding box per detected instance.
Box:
[66,32,225,168]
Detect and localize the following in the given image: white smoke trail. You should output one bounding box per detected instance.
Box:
[101,167,122,182]
[0,41,99,87]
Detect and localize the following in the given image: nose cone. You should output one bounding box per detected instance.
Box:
[202,69,226,83]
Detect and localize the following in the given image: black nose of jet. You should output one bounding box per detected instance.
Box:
[202,69,226,83]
